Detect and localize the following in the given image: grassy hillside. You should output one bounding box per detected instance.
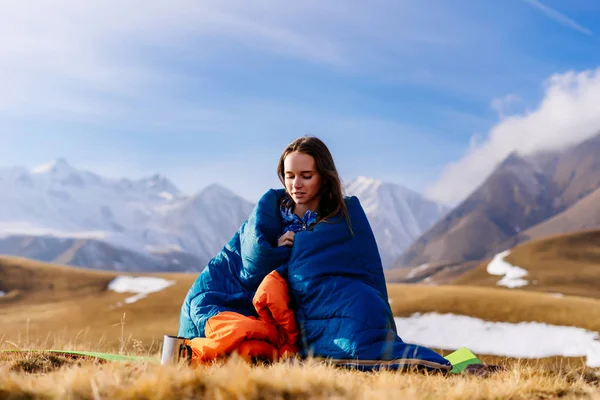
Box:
[0,256,196,353]
[453,230,600,299]
[0,255,115,302]
[3,255,600,356]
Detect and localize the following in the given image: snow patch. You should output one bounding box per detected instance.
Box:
[32,164,53,174]
[108,276,175,304]
[487,250,529,288]
[159,191,174,200]
[395,313,600,368]
[408,263,430,279]
[0,226,111,240]
[147,244,184,254]
[32,161,64,174]
[31,158,74,175]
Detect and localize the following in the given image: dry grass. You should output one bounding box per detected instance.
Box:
[454,230,600,299]
[2,256,600,398]
[0,351,599,400]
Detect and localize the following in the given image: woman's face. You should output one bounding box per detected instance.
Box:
[283,151,322,210]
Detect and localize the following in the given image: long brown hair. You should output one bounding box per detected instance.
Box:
[277,136,352,233]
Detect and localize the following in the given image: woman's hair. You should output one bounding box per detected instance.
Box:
[277,136,352,232]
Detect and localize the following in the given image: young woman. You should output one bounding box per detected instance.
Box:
[178,136,451,371]
[276,136,350,246]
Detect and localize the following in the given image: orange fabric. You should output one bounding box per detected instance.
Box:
[189,270,298,365]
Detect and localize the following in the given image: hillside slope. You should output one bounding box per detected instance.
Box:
[519,187,600,242]
[453,230,600,299]
[3,256,600,355]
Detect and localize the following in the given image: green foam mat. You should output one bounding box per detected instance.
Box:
[444,347,483,373]
[0,349,159,363]
[3,347,483,373]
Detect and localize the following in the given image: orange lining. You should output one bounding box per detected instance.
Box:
[189,270,298,364]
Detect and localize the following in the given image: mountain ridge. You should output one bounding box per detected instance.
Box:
[396,132,600,270]
[0,159,446,271]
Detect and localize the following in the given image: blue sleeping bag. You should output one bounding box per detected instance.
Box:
[179,188,451,371]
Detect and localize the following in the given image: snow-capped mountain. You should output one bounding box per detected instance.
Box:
[0,160,448,271]
[156,184,257,257]
[0,159,253,271]
[345,176,449,268]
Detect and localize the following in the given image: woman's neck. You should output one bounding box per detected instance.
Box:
[293,198,319,218]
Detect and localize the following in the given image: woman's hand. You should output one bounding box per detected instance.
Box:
[278,231,295,247]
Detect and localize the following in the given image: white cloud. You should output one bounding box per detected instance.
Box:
[3,0,594,205]
[427,67,600,205]
[520,0,594,36]
[490,94,522,119]
[0,1,339,116]
[0,0,498,121]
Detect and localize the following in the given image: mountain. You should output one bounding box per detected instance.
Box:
[397,133,600,268]
[529,134,600,211]
[345,177,448,267]
[520,187,600,240]
[159,184,256,258]
[0,159,448,271]
[0,233,205,272]
[396,152,555,267]
[0,159,253,271]
[511,135,600,244]
[384,261,481,285]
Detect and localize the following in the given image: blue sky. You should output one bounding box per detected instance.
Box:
[1,0,600,203]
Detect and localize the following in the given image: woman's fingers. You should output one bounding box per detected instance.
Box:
[278,231,295,247]
[278,239,292,247]
[284,235,294,246]
[282,231,295,243]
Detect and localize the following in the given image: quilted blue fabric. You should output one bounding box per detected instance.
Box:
[178,188,451,370]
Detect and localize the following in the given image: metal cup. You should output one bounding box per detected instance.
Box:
[160,335,192,366]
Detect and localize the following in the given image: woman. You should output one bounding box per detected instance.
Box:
[178,136,451,371]
[275,136,350,247]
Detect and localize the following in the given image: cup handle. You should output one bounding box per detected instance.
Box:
[179,342,193,365]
